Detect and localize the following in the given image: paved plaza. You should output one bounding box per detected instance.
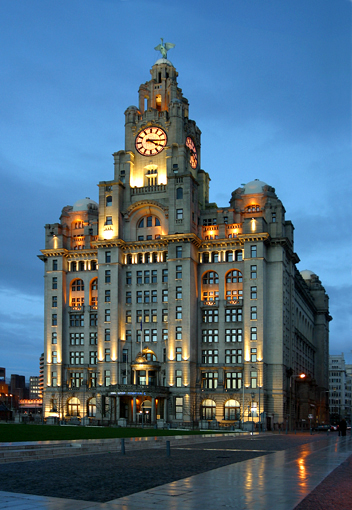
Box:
[0,432,351,509]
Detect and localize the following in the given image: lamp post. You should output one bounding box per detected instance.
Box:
[289,374,306,432]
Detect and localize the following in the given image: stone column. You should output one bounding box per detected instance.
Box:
[116,396,120,421]
[151,397,156,423]
[133,397,136,423]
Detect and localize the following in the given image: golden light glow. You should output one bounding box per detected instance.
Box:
[103,227,114,240]
[299,374,306,379]
[251,218,256,232]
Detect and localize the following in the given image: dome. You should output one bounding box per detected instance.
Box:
[300,270,316,281]
[72,197,98,212]
[126,105,138,110]
[243,179,268,194]
[154,58,173,66]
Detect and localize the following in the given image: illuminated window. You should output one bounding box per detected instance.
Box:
[70,333,84,345]
[175,370,182,387]
[176,326,182,340]
[225,349,242,363]
[202,373,218,390]
[201,398,216,419]
[105,349,111,362]
[175,397,183,419]
[250,327,257,341]
[151,309,157,322]
[162,329,168,341]
[52,351,57,364]
[162,309,168,322]
[251,348,257,362]
[52,332,57,344]
[51,372,57,387]
[90,332,97,345]
[202,309,219,323]
[225,329,242,342]
[202,329,219,343]
[202,349,219,364]
[225,308,243,322]
[224,398,240,418]
[250,371,257,388]
[245,205,260,213]
[225,374,242,391]
[104,370,111,386]
[176,209,183,220]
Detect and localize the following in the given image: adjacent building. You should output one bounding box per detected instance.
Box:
[329,353,352,423]
[39,46,331,429]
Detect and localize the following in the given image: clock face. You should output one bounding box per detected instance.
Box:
[186,136,198,169]
[135,127,167,156]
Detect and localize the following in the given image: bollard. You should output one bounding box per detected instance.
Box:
[166,440,171,457]
[121,438,125,455]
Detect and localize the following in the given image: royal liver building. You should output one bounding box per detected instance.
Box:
[39,43,331,430]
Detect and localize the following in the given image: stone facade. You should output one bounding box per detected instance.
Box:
[39,55,331,430]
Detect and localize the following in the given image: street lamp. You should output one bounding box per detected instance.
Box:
[289,374,306,432]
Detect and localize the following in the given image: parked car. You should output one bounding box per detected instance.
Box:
[313,424,330,432]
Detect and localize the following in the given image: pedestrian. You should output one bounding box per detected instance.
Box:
[339,418,347,437]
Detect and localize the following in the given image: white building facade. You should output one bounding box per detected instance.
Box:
[39,50,331,430]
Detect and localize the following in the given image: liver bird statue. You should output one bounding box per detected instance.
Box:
[154,38,175,59]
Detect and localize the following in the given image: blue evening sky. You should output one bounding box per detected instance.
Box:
[0,0,351,378]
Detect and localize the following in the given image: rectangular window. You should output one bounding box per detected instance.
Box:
[251,265,257,279]
[250,327,257,341]
[105,328,110,342]
[250,371,257,389]
[89,372,97,388]
[136,291,142,303]
[202,372,218,389]
[225,329,242,342]
[122,348,128,363]
[152,329,158,342]
[104,370,111,386]
[52,351,57,364]
[251,306,257,320]
[176,287,182,300]
[176,209,183,220]
[70,333,84,345]
[52,314,57,326]
[70,372,83,388]
[202,329,219,343]
[52,332,57,344]
[105,216,112,225]
[225,349,242,364]
[151,269,157,283]
[162,289,168,302]
[90,332,97,345]
[126,310,132,323]
[105,309,111,322]
[52,259,58,271]
[105,348,111,362]
[144,329,150,342]
[225,372,242,389]
[175,370,182,387]
[162,269,168,282]
[151,290,157,303]
[251,286,257,299]
[144,309,150,323]
[176,246,182,258]
[144,290,150,303]
[51,371,57,387]
[144,270,150,284]
[162,309,168,322]
[176,265,182,279]
[126,271,132,284]
[251,348,257,362]
[70,314,84,327]
[126,291,132,304]
[105,270,111,283]
[125,330,132,342]
[272,212,276,223]
[52,277,57,289]
[138,235,144,241]
[162,329,168,341]
[176,347,182,361]
[90,351,97,365]
[250,245,257,258]
[176,306,182,320]
[176,326,182,340]
[136,310,142,323]
[202,349,219,364]
[105,290,110,302]
[175,397,183,420]
[151,309,157,322]
[105,251,111,263]
[225,308,243,322]
[202,309,219,323]
[137,271,142,284]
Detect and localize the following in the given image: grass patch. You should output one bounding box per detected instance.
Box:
[0,424,219,443]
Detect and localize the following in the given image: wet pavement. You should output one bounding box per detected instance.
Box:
[0,432,351,509]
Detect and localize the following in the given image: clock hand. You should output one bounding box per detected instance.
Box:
[146,138,164,146]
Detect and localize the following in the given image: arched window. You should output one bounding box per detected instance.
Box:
[176,187,183,199]
[90,278,98,307]
[106,195,112,207]
[224,399,240,420]
[137,214,162,240]
[202,271,219,301]
[70,279,84,308]
[245,204,260,213]
[201,399,216,420]
[225,270,243,301]
[87,397,96,417]
[212,252,219,263]
[67,397,80,417]
[225,251,233,262]
[235,250,243,261]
